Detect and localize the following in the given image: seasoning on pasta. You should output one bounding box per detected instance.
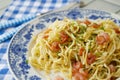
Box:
[28,18,120,80]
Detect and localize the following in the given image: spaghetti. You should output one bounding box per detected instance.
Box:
[28,18,120,80]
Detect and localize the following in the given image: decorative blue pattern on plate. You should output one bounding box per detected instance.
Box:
[7,8,120,80]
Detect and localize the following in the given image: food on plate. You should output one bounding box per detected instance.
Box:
[28,18,120,80]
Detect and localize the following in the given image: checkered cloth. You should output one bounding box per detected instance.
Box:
[0,0,79,79]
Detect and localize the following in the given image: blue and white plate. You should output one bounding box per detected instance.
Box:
[7,8,120,80]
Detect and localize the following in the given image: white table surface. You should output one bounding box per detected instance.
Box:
[0,0,120,17]
[0,0,11,15]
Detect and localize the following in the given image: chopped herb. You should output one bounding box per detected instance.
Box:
[95,52,102,57]
[79,38,84,41]
[92,33,97,36]
[100,26,104,30]
[25,60,28,64]
[79,26,86,34]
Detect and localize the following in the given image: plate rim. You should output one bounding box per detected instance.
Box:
[6,14,41,80]
[7,8,120,80]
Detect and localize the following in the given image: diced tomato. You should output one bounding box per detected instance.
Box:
[91,23,100,28]
[87,53,96,65]
[103,33,110,41]
[74,72,87,80]
[84,19,91,25]
[72,62,89,80]
[44,28,52,34]
[54,76,64,80]
[109,64,116,73]
[60,31,69,43]
[79,47,84,56]
[96,36,105,45]
[80,70,89,78]
[72,61,83,76]
[72,68,78,76]
[110,76,117,80]
[96,32,110,45]
[73,62,83,70]
[76,20,83,24]
[50,41,60,52]
[114,28,120,34]
[42,34,49,38]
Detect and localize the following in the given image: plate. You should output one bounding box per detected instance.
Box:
[7,8,120,80]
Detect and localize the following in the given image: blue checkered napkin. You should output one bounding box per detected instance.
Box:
[0,0,79,43]
[0,40,15,80]
[0,0,79,80]
[0,0,79,22]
